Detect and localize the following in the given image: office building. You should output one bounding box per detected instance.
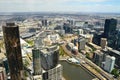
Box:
[2,23,23,80]
[42,64,63,80]
[116,30,120,50]
[40,45,63,80]
[106,48,120,68]
[104,18,117,38]
[104,55,115,73]
[0,67,6,80]
[92,33,103,46]
[67,20,74,26]
[100,19,118,48]
[63,23,72,33]
[32,49,42,75]
[100,38,107,49]
[78,38,86,50]
[40,45,59,70]
[42,19,47,26]
[93,50,104,66]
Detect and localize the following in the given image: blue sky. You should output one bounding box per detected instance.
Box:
[0,0,120,13]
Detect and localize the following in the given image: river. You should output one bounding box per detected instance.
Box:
[60,61,95,80]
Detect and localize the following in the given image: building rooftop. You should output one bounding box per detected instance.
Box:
[108,48,120,56]
[42,64,62,73]
[88,43,102,50]
[40,45,59,54]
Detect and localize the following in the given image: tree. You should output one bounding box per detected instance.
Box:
[111,68,119,78]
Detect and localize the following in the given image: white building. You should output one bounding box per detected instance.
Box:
[47,34,60,43]
[42,64,63,80]
[104,56,115,73]
[78,29,83,35]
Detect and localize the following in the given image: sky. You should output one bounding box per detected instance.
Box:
[0,0,120,13]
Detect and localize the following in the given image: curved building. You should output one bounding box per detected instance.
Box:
[40,45,59,70]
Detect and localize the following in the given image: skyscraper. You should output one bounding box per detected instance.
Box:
[2,23,23,80]
[104,18,117,38]
[116,30,120,50]
[40,45,59,70]
[103,19,117,48]
[40,45,62,80]
[42,19,47,26]
[63,23,72,33]
[32,49,42,75]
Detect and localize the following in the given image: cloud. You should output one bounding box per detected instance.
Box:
[0,0,119,13]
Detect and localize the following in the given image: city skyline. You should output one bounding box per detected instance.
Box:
[0,0,120,13]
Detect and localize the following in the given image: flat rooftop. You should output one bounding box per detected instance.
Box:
[40,45,59,54]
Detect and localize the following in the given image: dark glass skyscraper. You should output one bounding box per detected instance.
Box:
[103,18,117,48]
[104,18,117,38]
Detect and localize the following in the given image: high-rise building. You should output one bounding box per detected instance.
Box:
[116,30,120,50]
[40,45,59,70]
[93,50,104,66]
[105,48,120,68]
[67,20,74,26]
[103,18,117,48]
[104,18,117,38]
[32,49,42,75]
[42,19,47,26]
[104,55,115,73]
[40,45,63,80]
[34,31,62,80]
[100,38,107,49]
[78,38,86,50]
[2,23,23,80]
[63,23,72,33]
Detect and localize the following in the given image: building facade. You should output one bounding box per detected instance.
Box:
[40,45,59,70]
[104,55,115,73]
[42,64,63,80]
[78,38,86,50]
[104,18,117,38]
[32,49,42,75]
[93,50,104,66]
[2,23,23,80]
